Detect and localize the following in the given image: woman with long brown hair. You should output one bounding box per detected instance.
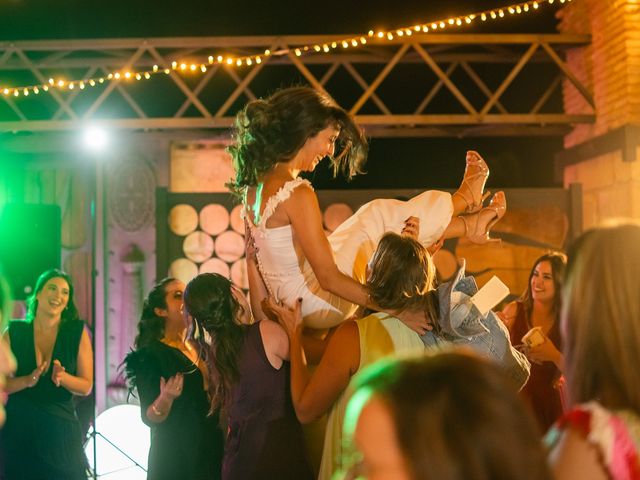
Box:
[124,277,223,480]
[1,269,92,480]
[183,272,313,480]
[548,221,640,479]
[499,252,567,432]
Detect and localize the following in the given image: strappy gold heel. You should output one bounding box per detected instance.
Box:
[453,151,491,214]
[459,191,507,244]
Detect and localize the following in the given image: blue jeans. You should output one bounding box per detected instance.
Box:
[421,263,530,390]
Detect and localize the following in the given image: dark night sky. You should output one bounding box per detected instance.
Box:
[0,0,560,39]
[0,0,566,189]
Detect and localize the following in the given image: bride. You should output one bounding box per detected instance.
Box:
[229,86,506,329]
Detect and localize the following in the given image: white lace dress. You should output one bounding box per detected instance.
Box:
[244,178,453,328]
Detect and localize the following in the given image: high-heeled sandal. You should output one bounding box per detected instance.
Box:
[453,151,491,214]
[459,191,507,244]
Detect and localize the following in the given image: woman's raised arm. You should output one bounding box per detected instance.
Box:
[265,298,360,423]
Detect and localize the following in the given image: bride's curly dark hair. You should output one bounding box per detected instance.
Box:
[227,86,368,195]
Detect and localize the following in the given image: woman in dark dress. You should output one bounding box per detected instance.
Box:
[1,269,93,480]
[124,277,223,480]
[183,273,313,480]
[500,252,567,432]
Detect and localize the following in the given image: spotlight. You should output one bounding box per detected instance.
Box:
[83,126,109,151]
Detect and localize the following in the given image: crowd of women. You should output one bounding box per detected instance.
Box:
[0,86,639,480]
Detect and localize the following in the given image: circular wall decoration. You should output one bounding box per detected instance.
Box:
[200,258,230,278]
[109,160,156,232]
[199,204,230,236]
[323,203,353,232]
[183,231,214,263]
[229,204,245,234]
[168,204,199,236]
[215,231,244,262]
[169,258,198,284]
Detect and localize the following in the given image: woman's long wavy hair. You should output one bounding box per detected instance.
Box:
[519,252,567,322]
[26,269,80,324]
[227,86,368,195]
[184,273,246,413]
[124,278,178,398]
[133,277,177,349]
[366,233,439,329]
[563,221,640,413]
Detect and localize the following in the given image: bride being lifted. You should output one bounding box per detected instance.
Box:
[228,86,506,330]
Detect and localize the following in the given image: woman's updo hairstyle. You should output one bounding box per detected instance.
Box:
[227,86,368,195]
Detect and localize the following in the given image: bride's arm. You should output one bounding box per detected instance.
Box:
[284,185,371,308]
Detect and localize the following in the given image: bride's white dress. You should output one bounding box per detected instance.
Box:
[244,177,453,328]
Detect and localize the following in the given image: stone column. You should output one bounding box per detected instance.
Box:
[106,244,145,407]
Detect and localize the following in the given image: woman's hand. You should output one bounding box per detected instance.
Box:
[244,218,259,261]
[26,360,48,388]
[51,359,66,387]
[525,336,563,368]
[263,297,304,337]
[427,236,444,255]
[396,309,434,336]
[160,373,184,401]
[401,216,420,239]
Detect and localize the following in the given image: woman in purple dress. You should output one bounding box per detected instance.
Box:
[183,273,313,480]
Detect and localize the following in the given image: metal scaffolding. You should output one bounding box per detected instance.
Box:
[0,33,593,136]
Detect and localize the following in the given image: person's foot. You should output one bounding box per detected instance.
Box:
[453,151,490,213]
[459,191,506,244]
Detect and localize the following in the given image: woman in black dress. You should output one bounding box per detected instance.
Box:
[125,277,223,480]
[1,269,93,480]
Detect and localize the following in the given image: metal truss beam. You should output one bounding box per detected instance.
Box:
[0,33,594,136]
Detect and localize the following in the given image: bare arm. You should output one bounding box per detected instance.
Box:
[285,185,371,308]
[266,298,360,424]
[260,319,290,365]
[145,374,184,424]
[301,327,336,365]
[549,427,609,480]
[498,301,519,331]
[53,326,93,396]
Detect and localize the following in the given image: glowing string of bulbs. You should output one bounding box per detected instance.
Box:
[1,0,571,99]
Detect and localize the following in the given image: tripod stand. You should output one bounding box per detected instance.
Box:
[83,404,150,479]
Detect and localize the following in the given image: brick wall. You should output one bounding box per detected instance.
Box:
[559,0,640,147]
[559,0,640,227]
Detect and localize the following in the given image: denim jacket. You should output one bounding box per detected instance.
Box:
[421,261,531,390]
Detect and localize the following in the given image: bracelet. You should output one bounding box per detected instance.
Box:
[150,402,163,416]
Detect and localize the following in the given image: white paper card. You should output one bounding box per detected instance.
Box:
[471,276,510,316]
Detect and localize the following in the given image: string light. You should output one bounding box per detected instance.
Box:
[1,0,568,99]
